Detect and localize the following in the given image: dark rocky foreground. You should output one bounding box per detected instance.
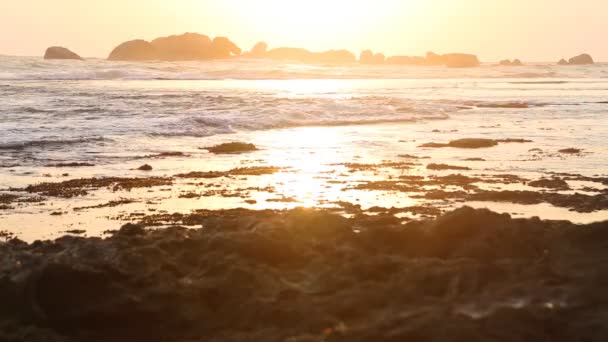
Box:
[2,207,608,341]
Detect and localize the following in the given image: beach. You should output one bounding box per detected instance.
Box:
[1,57,608,240]
[1,57,608,340]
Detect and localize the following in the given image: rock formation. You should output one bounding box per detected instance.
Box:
[360,50,385,64]
[557,54,594,65]
[263,47,356,64]
[211,37,242,59]
[441,53,480,68]
[43,47,83,60]
[108,33,241,61]
[108,40,158,61]
[385,52,480,67]
[385,56,426,65]
[499,59,523,66]
[245,42,268,58]
[568,53,594,65]
[105,33,483,67]
[425,51,444,65]
[150,33,212,60]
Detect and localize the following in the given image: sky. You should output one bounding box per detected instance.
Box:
[0,0,606,61]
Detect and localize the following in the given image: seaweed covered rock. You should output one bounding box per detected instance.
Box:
[204,142,259,154]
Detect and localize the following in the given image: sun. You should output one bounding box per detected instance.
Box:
[212,0,405,51]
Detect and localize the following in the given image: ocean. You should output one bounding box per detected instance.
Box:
[1,56,608,240]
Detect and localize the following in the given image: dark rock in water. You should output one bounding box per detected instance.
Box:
[108,40,158,61]
[44,47,83,60]
[427,163,472,171]
[108,33,241,61]
[448,138,498,148]
[247,41,268,58]
[385,55,426,65]
[499,59,523,66]
[45,162,95,167]
[359,50,374,64]
[425,51,444,65]
[419,142,450,148]
[559,148,582,154]
[264,47,356,64]
[359,50,385,64]
[211,36,242,59]
[477,102,529,108]
[425,51,480,67]
[421,138,520,149]
[204,142,258,154]
[495,138,533,143]
[2,206,608,341]
[528,178,570,190]
[557,54,593,66]
[137,164,153,171]
[568,53,594,65]
[442,53,480,68]
[318,49,357,64]
[151,33,213,60]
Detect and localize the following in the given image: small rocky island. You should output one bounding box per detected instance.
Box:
[108,33,242,61]
[557,53,594,65]
[106,32,482,67]
[43,47,83,60]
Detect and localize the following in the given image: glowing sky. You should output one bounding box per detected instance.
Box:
[0,0,606,61]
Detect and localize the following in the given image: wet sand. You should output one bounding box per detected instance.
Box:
[1,112,608,241]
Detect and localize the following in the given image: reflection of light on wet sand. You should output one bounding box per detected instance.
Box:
[465,201,608,224]
[264,127,342,206]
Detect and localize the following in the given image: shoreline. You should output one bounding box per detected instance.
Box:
[1,118,608,242]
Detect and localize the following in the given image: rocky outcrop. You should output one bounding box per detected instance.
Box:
[43,47,83,60]
[425,51,444,65]
[568,53,594,65]
[360,50,385,64]
[499,59,523,66]
[557,54,594,65]
[108,33,241,61]
[384,51,480,67]
[441,53,480,68]
[150,33,212,60]
[264,47,356,64]
[245,42,268,58]
[385,55,426,65]
[2,207,608,341]
[211,37,242,59]
[108,40,158,61]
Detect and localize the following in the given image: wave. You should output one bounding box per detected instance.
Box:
[0,137,108,151]
[509,81,569,84]
[1,56,606,81]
